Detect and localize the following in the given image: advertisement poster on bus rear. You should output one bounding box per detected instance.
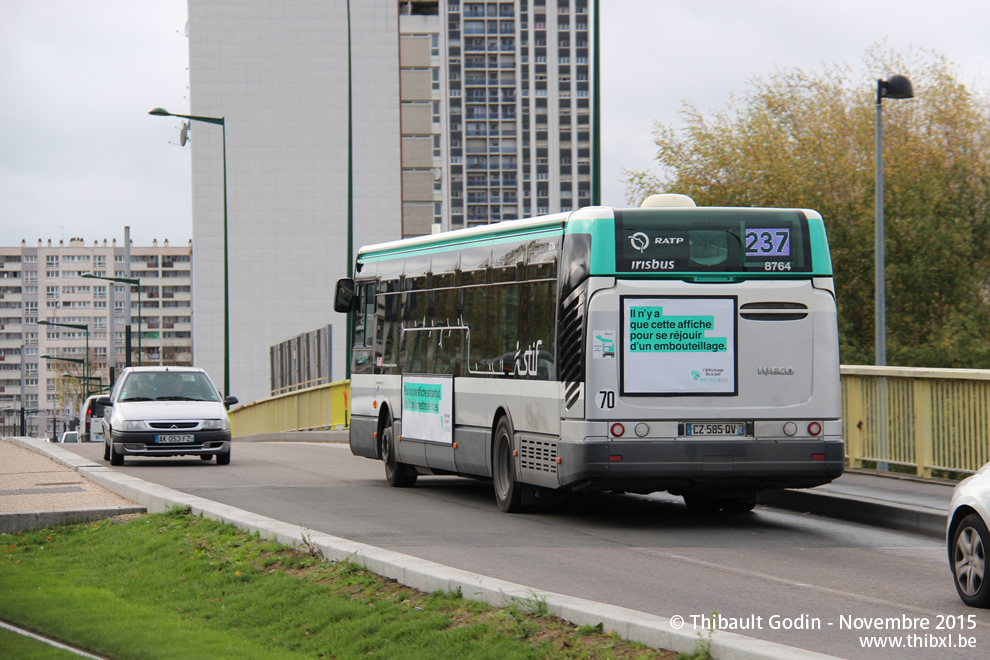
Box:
[401,376,453,444]
[621,296,737,396]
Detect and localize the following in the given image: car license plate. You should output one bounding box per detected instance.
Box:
[683,423,747,436]
[156,434,193,444]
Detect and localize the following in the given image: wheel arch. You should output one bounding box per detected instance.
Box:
[375,399,397,461]
[947,505,980,563]
[490,405,515,461]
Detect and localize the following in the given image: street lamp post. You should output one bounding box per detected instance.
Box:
[38,320,89,385]
[40,355,85,367]
[82,273,141,366]
[874,74,914,366]
[148,107,230,396]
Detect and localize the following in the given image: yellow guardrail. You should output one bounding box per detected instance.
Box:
[842,366,990,478]
[230,379,349,436]
[231,367,990,479]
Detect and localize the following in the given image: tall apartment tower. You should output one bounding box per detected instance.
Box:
[0,236,193,438]
[401,0,595,231]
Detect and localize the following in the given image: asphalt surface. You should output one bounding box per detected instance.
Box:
[0,435,962,660]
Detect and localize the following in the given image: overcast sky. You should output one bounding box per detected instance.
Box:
[1,0,988,247]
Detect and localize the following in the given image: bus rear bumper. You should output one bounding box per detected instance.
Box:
[556,436,844,495]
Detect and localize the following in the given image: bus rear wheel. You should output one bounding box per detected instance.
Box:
[382,423,417,488]
[493,417,524,513]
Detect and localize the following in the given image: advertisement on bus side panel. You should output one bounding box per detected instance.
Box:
[401,375,453,444]
[621,296,738,396]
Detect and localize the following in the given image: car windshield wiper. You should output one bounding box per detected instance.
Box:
[155,396,201,401]
[120,396,154,402]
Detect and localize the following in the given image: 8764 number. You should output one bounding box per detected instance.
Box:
[764,261,791,271]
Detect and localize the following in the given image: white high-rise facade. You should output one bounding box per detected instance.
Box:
[186,0,402,402]
[186,0,595,404]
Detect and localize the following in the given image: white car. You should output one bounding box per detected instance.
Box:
[947,462,990,608]
[97,366,237,466]
[79,394,108,443]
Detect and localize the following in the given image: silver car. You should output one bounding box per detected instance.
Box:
[947,462,990,607]
[98,366,237,466]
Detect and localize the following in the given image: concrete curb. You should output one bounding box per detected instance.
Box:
[0,506,148,535]
[10,437,839,660]
[759,488,946,538]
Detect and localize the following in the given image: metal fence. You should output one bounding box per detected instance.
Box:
[842,366,990,477]
[230,367,990,479]
[269,325,333,396]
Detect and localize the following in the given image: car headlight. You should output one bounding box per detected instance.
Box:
[202,419,229,431]
[121,420,148,431]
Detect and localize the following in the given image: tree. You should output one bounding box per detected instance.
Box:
[624,46,990,368]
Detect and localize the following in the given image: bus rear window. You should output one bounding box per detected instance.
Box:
[614,209,813,274]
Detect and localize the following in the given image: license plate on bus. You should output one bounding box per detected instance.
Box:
[683,423,747,437]
[155,435,193,444]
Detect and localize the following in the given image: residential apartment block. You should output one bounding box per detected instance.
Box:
[0,236,193,438]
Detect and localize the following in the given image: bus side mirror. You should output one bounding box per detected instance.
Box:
[333,278,354,313]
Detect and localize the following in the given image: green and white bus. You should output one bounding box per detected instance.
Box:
[334,195,843,512]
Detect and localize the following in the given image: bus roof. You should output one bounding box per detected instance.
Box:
[356,205,832,276]
[357,211,571,260]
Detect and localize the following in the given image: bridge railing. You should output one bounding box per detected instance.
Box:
[842,366,990,478]
[230,380,349,436]
[230,368,990,479]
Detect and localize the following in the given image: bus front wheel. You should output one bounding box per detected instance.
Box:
[493,417,524,513]
[382,422,417,488]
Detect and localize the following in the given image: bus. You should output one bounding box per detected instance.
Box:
[334,195,843,513]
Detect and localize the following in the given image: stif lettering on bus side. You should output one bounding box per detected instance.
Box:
[514,340,543,376]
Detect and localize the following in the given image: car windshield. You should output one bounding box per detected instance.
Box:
[119,372,220,403]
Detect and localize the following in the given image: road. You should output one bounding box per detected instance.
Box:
[65,441,989,659]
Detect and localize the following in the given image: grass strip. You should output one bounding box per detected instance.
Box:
[1,507,673,659]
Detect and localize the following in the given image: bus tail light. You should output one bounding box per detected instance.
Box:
[807,422,822,436]
[812,454,825,461]
[609,455,623,462]
[610,423,625,437]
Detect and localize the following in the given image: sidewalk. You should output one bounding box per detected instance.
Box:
[0,438,144,534]
[762,468,954,538]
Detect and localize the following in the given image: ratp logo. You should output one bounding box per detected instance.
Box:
[629,232,650,253]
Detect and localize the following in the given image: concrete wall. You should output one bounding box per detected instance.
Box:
[187,0,401,402]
